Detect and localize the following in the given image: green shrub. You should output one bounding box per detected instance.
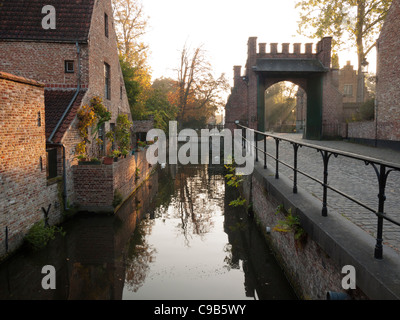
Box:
[24,220,65,250]
[359,99,375,120]
[113,190,124,208]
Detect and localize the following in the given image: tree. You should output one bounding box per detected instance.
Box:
[295,0,392,102]
[119,56,143,118]
[112,0,148,65]
[172,43,230,128]
[113,0,152,119]
[145,78,179,133]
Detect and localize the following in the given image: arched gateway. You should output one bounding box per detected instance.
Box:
[225,37,343,140]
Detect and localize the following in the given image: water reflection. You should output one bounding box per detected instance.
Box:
[0,164,296,300]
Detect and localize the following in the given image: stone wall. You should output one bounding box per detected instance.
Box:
[250,174,347,299]
[0,72,62,258]
[241,159,400,299]
[241,162,379,300]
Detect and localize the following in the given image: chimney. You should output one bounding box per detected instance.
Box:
[233,66,242,87]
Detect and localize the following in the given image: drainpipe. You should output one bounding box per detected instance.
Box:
[47,42,82,211]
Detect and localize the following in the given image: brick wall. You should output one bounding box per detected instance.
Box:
[0,72,62,258]
[0,42,89,89]
[322,71,345,136]
[376,0,400,142]
[250,176,343,299]
[225,66,249,131]
[73,150,153,212]
[132,117,155,134]
[347,121,375,140]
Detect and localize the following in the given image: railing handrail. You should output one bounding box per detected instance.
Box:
[241,124,400,171]
[235,122,400,260]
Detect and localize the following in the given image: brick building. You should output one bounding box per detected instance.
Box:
[225,37,344,139]
[338,61,370,104]
[0,0,135,257]
[376,0,400,146]
[338,61,371,121]
[0,72,62,256]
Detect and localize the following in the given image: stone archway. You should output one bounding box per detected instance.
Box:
[264,81,306,134]
[225,37,343,140]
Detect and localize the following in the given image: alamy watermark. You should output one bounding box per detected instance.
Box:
[342,265,356,290]
[41,265,56,290]
[145,121,255,175]
[41,5,56,30]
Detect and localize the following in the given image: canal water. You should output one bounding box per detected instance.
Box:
[0,164,297,300]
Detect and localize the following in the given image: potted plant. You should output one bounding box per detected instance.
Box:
[121,148,129,158]
[76,154,87,162]
[103,155,114,165]
[137,140,147,150]
[111,149,121,162]
[79,157,101,165]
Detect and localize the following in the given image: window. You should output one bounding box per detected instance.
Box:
[343,84,353,97]
[65,60,74,73]
[98,123,105,155]
[105,13,109,38]
[37,111,41,127]
[104,63,111,100]
[46,148,58,179]
[120,85,123,100]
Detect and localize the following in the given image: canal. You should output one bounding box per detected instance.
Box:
[0,164,297,300]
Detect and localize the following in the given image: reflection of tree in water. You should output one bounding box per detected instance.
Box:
[124,214,156,293]
[173,165,225,247]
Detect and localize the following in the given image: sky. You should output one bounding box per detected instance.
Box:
[141,0,375,86]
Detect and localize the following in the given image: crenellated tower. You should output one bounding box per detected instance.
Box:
[225,37,343,140]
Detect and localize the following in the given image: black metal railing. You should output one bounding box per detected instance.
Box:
[236,122,400,260]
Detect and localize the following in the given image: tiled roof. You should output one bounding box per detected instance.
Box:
[45,89,87,143]
[0,0,95,42]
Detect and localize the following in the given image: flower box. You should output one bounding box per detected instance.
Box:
[79,160,101,165]
[103,157,114,165]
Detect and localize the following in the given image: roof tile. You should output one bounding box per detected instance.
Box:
[45,89,86,143]
[0,0,95,42]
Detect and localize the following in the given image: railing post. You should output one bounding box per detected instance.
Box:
[374,164,387,260]
[292,143,300,194]
[264,136,267,169]
[319,150,337,217]
[242,127,246,150]
[255,132,258,162]
[5,226,8,253]
[275,139,280,179]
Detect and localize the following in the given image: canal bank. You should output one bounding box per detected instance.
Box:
[241,160,400,300]
[0,164,297,300]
